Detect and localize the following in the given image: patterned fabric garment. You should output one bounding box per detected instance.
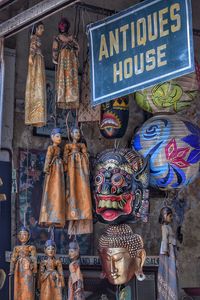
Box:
[64,143,93,235]
[39,145,65,227]
[25,34,46,126]
[38,257,64,300]
[10,245,37,300]
[78,57,101,123]
[53,35,79,109]
[158,224,179,300]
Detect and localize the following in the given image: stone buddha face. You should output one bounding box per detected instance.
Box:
[98,225,146,285]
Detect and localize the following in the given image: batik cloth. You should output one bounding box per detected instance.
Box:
[64,143,93,235]
[39,145,65,227]
[10,245,37,300]
[78,57,100,123]
[25,34,46,127]
[38,257,64,300]
[158,224,179,300]
[53,35,79,109]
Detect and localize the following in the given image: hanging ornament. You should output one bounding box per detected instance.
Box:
[98,224,146,285]
[99,96,129,139]
[38,239,64,300]
[94,148,150,224]
[135,72,199,114]
[9,226,37,300]
[133,114,200,190]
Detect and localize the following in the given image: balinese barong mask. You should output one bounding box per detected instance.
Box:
[94,149,150,224]
[98,224,146,285]
[99,97,129,139]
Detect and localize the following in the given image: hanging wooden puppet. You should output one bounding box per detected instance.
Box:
[9,226,37,300]
[64,126,93,235]
[52,17,79,109]
[39,128,65,227]
[25,22,47,127]
[68,241,85,300]
[38,239,65,300]
[157,207,179,300]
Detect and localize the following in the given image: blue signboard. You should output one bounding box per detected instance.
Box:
[87,0,194,106]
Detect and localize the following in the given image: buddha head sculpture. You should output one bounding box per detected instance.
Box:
[18,226,30,244]
[94,148,150,224]
[51,128,62,145]
[44,239,56,257]
[99,97,129,139]
[98,224,146,285]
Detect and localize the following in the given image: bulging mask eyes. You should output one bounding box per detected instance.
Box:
[111,174,124,187]
[95,174,104,186]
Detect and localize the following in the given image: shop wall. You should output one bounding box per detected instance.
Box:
[2,0,200,294]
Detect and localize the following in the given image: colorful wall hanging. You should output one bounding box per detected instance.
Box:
[94,148,149,224]
[133,114,200,190]
[99,97,129,139]
[135,72,199,114]
[98,224,146,285]
[25,22,47,127]
[53,17,79,109]
[9,226,37,300]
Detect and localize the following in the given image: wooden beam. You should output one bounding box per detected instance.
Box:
[0,0,80,38]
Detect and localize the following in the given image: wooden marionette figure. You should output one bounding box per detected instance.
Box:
[68,241,85,300]
[52,17,79,109]
[63,126,93,235]
[9,226,37,300]
[38,239,64,300]
[39,128,65,227]
[25,21,47,127]
[157,207,179,300]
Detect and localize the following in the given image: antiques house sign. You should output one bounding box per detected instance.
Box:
[87,0,194,105]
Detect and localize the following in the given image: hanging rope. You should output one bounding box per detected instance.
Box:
[53,64,57,127]
[66,111,72,142]
[24,127,31,227]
